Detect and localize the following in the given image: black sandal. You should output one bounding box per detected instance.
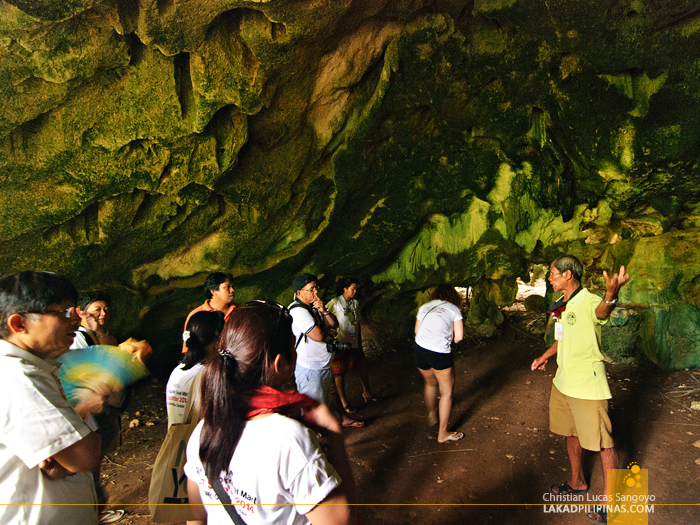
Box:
[550,481,588,495]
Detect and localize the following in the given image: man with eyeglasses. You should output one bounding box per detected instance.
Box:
[531,255,630,525]
[0,271,101,524]
[289,274,364,428]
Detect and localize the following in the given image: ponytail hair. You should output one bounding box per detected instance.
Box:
[199,302,293,480]
[182,310,225,370]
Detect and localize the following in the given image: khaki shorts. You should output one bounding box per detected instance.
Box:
[549,384,614,452]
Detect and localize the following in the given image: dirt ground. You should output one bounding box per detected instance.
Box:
[100,309,700,525]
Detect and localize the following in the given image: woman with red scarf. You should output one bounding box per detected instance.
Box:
[184,301,357,525]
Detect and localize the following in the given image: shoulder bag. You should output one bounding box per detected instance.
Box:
[148,372,202,522]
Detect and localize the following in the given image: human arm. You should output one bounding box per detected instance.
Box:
[453,320,463,344]
[186,478,208,521]
[50,431,101,473]
[414,319,420,335]
[99,334,119,346]
[312,297,338,329]
[595,265,631,320]
[306,486,352,525]
[39,457,73,480]
[305,404,356,525]
[531,341,558,371]
[302,301,338,342]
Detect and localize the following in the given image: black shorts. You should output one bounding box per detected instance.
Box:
[414,342,454,371]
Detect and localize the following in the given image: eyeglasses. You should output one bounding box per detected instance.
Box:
[300,286,318,294]
[18,306,77,318]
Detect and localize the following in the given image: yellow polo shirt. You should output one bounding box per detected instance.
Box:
[552,289,611,400]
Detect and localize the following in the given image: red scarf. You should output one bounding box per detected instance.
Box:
[238,385,321,431]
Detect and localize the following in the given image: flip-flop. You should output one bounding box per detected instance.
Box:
[550,481,588,495]
[437,431,464,443]
[99,510,125,524]
[342,419,365,428]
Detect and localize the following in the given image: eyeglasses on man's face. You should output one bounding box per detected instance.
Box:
[18,306,77,318]
[301,286,318,294]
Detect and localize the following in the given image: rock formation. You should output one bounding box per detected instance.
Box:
[2,0,700,369]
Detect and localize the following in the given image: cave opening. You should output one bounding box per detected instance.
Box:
[502,264,549,337]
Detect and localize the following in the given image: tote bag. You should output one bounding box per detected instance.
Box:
[148,373,202,522]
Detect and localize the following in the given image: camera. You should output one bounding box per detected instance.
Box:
[326,338,351,354]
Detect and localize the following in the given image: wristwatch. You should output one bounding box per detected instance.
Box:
[604,298,617,305]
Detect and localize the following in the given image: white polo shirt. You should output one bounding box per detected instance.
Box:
[0,340,98,525]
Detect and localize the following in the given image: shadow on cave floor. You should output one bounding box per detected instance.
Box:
[341,324,700,525]
[100,324,700,524]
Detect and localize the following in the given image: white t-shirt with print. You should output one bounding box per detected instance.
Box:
[184,414,341,524]
[166,362,204,427]
[326,296,360,348]
[415,300,463,354]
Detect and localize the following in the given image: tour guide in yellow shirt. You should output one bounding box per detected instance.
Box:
[531,255,630,525]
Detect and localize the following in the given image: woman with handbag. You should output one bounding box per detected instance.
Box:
[166,310,225,427]
[184,301,357,525]
[414,284,465,443]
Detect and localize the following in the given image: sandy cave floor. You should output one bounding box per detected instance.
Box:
[98,314,700,525]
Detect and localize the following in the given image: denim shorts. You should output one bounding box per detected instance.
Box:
[294,364,333,406]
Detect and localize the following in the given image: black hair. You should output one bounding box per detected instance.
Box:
[77,290,111,311]
[429,284,462,308]
[553,255,584,283]
[181,310,225,370]
[337,276,359,296]
[203,272,234,299]
[0,272,78,338]
[199,302,293,480]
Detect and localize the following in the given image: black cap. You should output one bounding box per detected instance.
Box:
[293,273,317,293]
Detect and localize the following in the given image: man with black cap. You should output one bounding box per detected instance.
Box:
[289,274,364,428]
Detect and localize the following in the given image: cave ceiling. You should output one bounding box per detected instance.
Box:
[2,0,700,367]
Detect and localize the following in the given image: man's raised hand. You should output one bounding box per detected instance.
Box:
[603,265,631,297]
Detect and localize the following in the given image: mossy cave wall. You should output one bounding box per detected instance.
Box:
[2,0,700,370]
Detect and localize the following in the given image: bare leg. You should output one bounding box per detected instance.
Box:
[334,374,349,408]
[433,367,455,441]
[600,446,619,496]
[586,447,618,523]
[330,390,361,426]
[359,365,374,400]
[418,368,438,424]
[565,436,587,491]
